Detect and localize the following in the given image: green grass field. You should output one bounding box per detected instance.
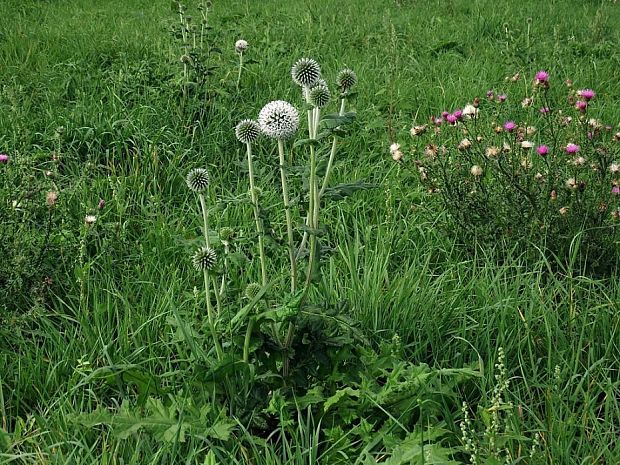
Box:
[1,0,619,463]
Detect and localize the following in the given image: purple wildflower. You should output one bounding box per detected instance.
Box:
[504,121,517,132]
[536,145,549,156]
[565,143,580,154]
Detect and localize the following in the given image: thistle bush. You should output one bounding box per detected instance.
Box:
[403,71,620,274]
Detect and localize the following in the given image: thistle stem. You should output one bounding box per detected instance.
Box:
[236,52,243,91]
[198,193,211,248]
[199,193,222,360]
[320,99,346,197]
[243,318,255,363]
[278,139,297,293]
[247,142,268,286]
[204,269,223,360]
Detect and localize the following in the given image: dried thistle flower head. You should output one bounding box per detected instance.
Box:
[410,124,428,136]
[46,191,58,207]
[308,84,331,108]
[336,68,357,93]
[458,138,472,150]
[258,100,299,139]
[85,214,97,225]
[235,119,261,144]
[235,39,248,53]
[470,165,483,177]
[192,246,217,271]
[291,58,321,87]
[186,168,210,193]
[486,146,500,158]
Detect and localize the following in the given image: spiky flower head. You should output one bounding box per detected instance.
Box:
[235,39,248,53]
[291,58,321,87]
[192,246,217,271]
[245,282,262,300]
[337,68,357,93]
[235,119,261,144]
[186,168,210,193]
[308,84,331,108]
[258,100,299,139]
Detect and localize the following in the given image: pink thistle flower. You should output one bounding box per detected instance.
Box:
[446,113,458,125]
[498,94,507,102]
[535,70,549,82]
[504,121,517,132]
[578,89,595,101]
[453,109,463,120]
[612,186,620,195]
[539,107,550,114]
[575,100,588,112]
[486,90,494,99]
[441,111,450,118]
[536,145,549,156]
[0,154,8,164]
[565,143,580,154]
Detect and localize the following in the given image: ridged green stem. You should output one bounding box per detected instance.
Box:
[247,142,268,286]
[278,139,296,294]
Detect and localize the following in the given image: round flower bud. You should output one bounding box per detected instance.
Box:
[235,119,261,143]
[186,168,210,193]
[308,84,331,108]
[258,100,299,139]
[245,282,262,300]
[235,39,248,54]
[337,68,357,92]
[192,246,217,271]
[291,58,321,87]
[219,227,235,243]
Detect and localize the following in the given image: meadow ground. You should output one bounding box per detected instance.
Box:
[1,0,619,463]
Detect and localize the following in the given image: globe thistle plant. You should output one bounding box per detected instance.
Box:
[258,100,300,140]
[236,118,268,285]
[308,84,331,108]
[187,167,223,361]
[291,57,321,88]
[192,246,218,271]
[235,119,261,144]
[235,39,248,90]
[186,168,210,193]
[336,68,357,94]
[259,100,300,293]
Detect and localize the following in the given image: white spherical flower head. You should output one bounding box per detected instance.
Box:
[308,84,331,108]
[186,168,210,193]
[258,100,299,139]
[235,39,248,53]
[235,119,261,143]
[291,58,321,87]
[337,68,357,92]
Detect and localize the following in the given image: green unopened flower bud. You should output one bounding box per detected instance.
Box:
[245,282,262,300]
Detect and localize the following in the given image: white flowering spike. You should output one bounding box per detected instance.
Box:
[258,100,299,139]
[291,58,321,87]
[235,119,261,143]
[186,168,210,193]
[336,68,357,92]
[235,39,248,53]
[192,246,217,271]
[308,84,331,108]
